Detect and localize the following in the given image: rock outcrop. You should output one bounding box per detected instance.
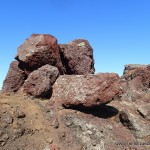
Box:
[121,65,150,102]
[23,65,59,98]
[2,61,27,93]
[51,73,123,108]
[59,39,95,75]
[2,34,95,98]
[1,34,150,150]
[123,64,147,75]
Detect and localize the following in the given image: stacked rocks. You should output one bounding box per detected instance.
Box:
[2,34,95,98]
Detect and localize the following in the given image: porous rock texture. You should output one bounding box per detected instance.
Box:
[23,65,59,98]
[51,73,123,108]
[123,64,148,75]
[15,34,65,74]
[2,61,27,93]
[59,39,95,75]
[2,34,95,98]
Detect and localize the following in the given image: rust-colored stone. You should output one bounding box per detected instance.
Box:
[2,61,26,93]
[59,39,95,75]
[23,64,59,98]
[51,73,122,108]
[15,34,65,74]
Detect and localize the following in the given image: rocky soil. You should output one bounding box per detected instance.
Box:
[0,91,149,150]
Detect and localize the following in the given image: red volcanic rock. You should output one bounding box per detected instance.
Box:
[23,65,59,98]
[2,61,27,93]
[15,34,65,74]
[123,64,147,75]
[122,65,150,90]
[51,73,122,108]
[59,39,95,75]
[121,65,150,103]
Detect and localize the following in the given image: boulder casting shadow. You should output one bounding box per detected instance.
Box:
[63,104,119,119]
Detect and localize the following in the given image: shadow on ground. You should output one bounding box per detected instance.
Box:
[64,104,119,119]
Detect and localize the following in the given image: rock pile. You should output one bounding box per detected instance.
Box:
[1,34,150,150]
[2,34,95,98]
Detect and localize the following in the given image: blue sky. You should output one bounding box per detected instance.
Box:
[0,0,150,89]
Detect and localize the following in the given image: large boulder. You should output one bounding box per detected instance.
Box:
[23,65,59,98]
[2,61,27,93]
[15,34,65,74]
[123,64,147,75]
[59,39,95,75]
[51,73,123,108]
[121,65,150,102]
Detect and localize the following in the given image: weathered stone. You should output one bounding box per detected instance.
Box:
[51,73,122,108]
[0,134,9,142]
[16,110,26,119]
[59,39,95,75]
[2,61,27,93]
[119,109,150,138]
[121,65,150,103]
[23,65,59,98]
[122,65,150,87]
[136,103,150,121]
[15,34,65,74]
[123,64,147,75]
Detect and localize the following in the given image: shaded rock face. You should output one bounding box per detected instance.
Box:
[51,73,123,108]
[23,65,59,98]
[123,65,150,83]
[122,65,150,102]
[59,39,95,75]
[123,64,147,75]
[2,61,27,93]
[15,34,65,74]
[136,103,150,121]
[112,64,150,139]
[119,109,150,138]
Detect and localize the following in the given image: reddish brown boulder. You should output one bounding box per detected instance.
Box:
[51,73,122,108]
[15,34,65,74]
[123,64,147,75]
[121,65,150,103]
[59,39,95,75]
[122,65,150,92]
[23,65,59,98]
[2,61,27,93]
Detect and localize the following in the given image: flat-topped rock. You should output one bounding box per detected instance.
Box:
[51,73,123,108]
